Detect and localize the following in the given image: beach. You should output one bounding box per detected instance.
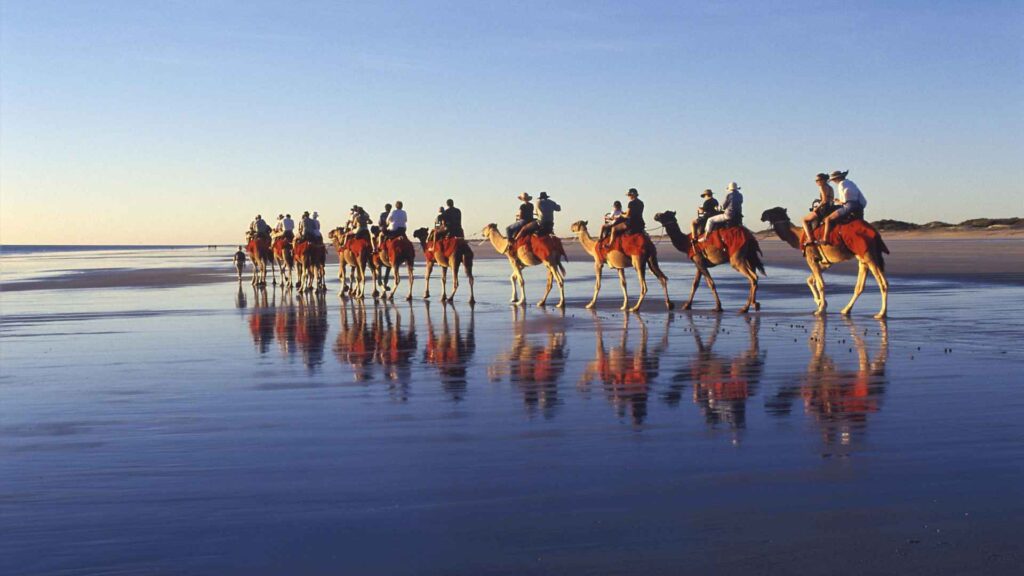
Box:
[2,240,1023,575]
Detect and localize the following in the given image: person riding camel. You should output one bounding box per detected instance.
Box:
[282,213,295,241]
[385,200,408,240]
[801,173,836,247]
[349,206,371,241]
[701,182,743,241]
[599,200,624,243]
[311,211,322,242]
[271,214,286,240]
[297,211,313,242]
[442,199,463,238]
[691,189,721,239]
[607,188,645,246]
[250,214,271,240]
[535,191,561,236]
[427,206,446,242]
[821,170,867,243]
[506,192,537,248]
[374,203,393,252]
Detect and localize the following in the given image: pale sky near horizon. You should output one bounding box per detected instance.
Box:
[2,0,1021,245]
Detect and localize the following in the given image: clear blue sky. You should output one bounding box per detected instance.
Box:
[2,0,1021,244]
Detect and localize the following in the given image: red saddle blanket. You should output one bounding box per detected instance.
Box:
[802,219,887,256]
[597,232,653,260]
[692,226,759,259]
[513,233,565,261]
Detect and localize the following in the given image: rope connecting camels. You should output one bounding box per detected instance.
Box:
[569,221,673,312]
[653,211,765,313]
[482,224,568,308]
[412,228,476,305]
[761,207,889,319]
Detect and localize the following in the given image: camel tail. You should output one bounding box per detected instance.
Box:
[873,241,887,273]
[748,234,767,277]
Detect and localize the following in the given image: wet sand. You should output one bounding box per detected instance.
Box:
[1,247,1023,575]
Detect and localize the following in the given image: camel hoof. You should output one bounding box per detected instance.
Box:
[814,309,826,317]
[405,295,413,302]
[840,308,852,316]
[536,302,545,308]
[712,306,723,313]
[585,303,595,310]
[738,307,750,314]
[666,302,675,310]
[682,303,692,311]
[754,302,761,311]
[874,312,887,320]
[557,302,565,309]
[469,299,476,306]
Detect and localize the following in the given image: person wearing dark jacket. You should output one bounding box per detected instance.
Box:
[442,199,463,238]
[607,188,644,246]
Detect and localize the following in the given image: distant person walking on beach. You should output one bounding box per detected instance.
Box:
[691,189,721,239]
[233,246,246,280]
[535,192,561,236]
[821,170,867,243]
[701,182,743,241]
[802,173,835,247]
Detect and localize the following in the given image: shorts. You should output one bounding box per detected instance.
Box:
[835,201,863,218]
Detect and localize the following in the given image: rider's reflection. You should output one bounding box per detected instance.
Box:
[334,300,376,382]
[248,286,274,354]
[488,307,567,418]
[664,314,764,440]
[579,313,669,426]
[424,304,476,401]
[294,291,328,371]
[374,304,418,402]
[768,317,889,455]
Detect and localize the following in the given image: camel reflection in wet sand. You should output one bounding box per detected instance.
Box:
[768,317,889,455]
[424,304,476,402]
[662,314,765,441]
[579,313,669,426]
[332,301,424,400]
[247,287,328,371]
[488,307,567,419]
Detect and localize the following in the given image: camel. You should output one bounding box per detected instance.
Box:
[652,211,765,313]
[370,233,416,302]
[411,228,476,305]
[328,228,372,299]
[293,238,326,292]
[760,207,889,318]
[481,224,568,308]
[271,237,295,287]
[569,221,673,312]
[245,235,272,286]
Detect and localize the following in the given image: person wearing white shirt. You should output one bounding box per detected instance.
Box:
[386,201,408,238]
[822,170,868,242]
[282,214,295,240]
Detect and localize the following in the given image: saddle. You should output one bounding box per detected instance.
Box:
[599,231,652,259]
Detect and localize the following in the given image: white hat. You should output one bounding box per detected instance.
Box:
[726,182,741,191]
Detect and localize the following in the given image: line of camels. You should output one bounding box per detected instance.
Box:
[246,205,890,318]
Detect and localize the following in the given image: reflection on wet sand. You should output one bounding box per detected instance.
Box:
[768,317,889,455]
[579,313,669,426]
[488,307,567,418]
[334,301,376,381]
[332,301,422,397]
[424,304,476,402]
[663,314,765,440]
[246,287,328,371]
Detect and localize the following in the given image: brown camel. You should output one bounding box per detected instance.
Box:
[411,228,476,304]
[328,228,372,299]
[246,235,272,287]
[653,211,765,313]
[482,224,568,308]
[371,233,416,302]
[760,207,889,318]
[271,236,295,287]
[293,238,326,292]
[569,221,673,312]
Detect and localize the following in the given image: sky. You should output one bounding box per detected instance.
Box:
[1,0,1021,245]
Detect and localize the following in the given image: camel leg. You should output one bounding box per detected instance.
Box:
[805,274,820,307]
[449,258,460,301]
[516,266,527,306]
[737,263,758,314]
[465,258,476,305]
[440,266,450,302]
[537,268,552,307]
[867,261,889,319]
[617,268,629,311]
[683,265,701,310]
[703,269,723,312]
[809,261,827,315]
[404,263,414,301]
[422,261,432,299]
[555,265,565,309]
[630,257,648,312]
[649,255,674,310]
[586,261,603,309]
[509,268,519,304]
[841,261,868,316]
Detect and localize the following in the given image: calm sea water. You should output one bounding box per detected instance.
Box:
[1,248,1022,575]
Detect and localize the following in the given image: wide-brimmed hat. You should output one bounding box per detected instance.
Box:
[829,170,849,181]
[518,192,533,202]
[303,210,311,216]
[538,191,550,199]
[626,188,639,197]
[726,182,741,191]
[277,214,284,219]
[701,189,714,198]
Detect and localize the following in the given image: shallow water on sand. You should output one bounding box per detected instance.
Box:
[1,255,1023,575]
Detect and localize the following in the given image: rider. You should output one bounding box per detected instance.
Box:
[297,211,313,242]
[607,188,644,246]
[599,200,624,243]
[349,206,372,240]
[506,193,536,247]
[271,214,286,240]
[701,182,743,241]
[311,211,322,242]
[691,189,721,239]
[427,206,445,242]
[535,191,561,236]
[250,214,271,240]
[375,203,393,251]
[442,199,464,238]
[385,201,408,240]
[802,173,835,247]
[821,170,867,243]
[282,213,295,240]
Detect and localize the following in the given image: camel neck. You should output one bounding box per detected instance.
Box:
[661,220,691,253]
[773,221,802,250]
[575,228,600,256]
[486,228,509,254]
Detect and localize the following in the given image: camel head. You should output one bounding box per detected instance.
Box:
[653,211,677,225]
[760,207,790,227]
[412,227,429,242]
[570,220,589,234]
[482,223,499,236]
